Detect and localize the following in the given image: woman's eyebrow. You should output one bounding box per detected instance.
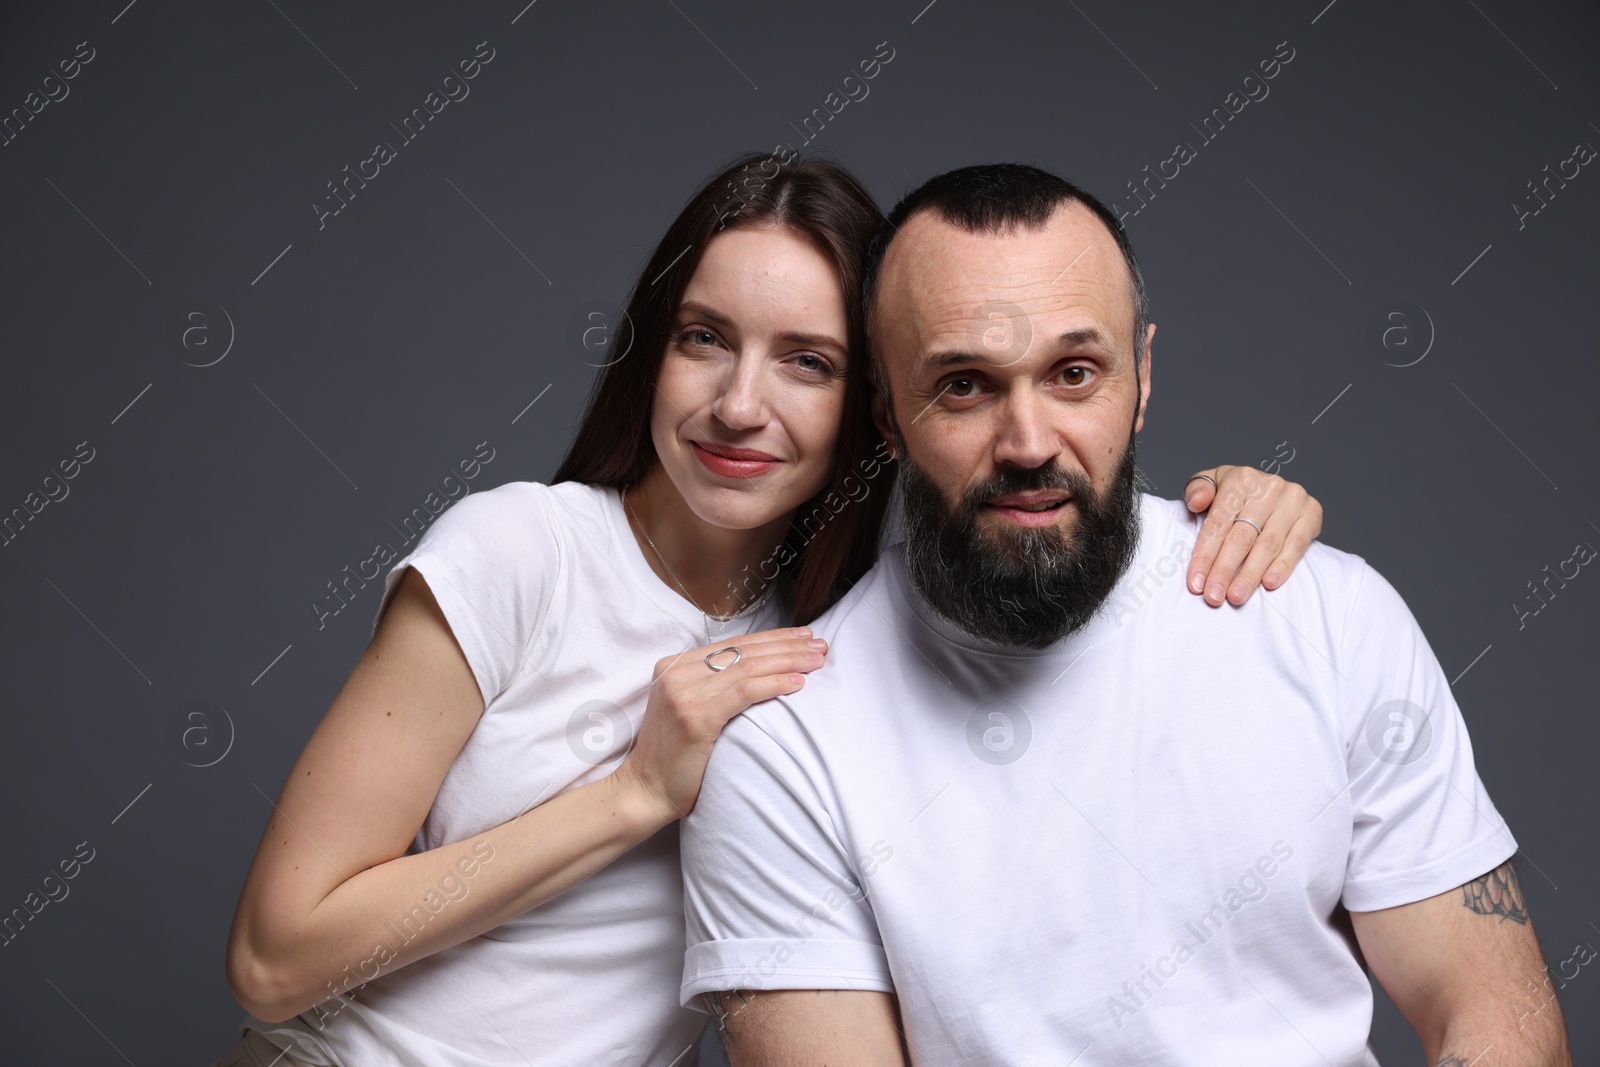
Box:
[777,330,847,352]
[676,300,734,326]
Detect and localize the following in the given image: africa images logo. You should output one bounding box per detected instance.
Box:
[1364,699,1433,767]
[966,699,1032,765]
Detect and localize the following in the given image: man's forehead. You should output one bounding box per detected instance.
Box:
[879,202,1135,347]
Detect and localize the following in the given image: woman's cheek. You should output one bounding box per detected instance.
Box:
[792,387,847,495]
[651,354,710,440]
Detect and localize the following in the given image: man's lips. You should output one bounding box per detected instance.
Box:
[984,491,1074,528]
[691,440,781,479]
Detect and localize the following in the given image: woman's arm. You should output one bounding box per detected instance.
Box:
[225,567,823,1023]
[1181,465,1324,606]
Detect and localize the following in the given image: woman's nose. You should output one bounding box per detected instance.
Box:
[710,357,768,429]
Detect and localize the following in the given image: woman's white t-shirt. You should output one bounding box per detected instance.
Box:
[241,480,789,1066]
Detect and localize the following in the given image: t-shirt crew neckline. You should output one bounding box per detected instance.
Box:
[881,511,1155,661]
[599,485,780,641]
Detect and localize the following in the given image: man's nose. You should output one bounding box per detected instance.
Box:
[991,386,1060,469]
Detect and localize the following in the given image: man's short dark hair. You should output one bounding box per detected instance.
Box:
[860,162,1150,399]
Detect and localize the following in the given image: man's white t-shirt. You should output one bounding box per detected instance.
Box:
[679,493,1515,1065]
[241,480,787,1067]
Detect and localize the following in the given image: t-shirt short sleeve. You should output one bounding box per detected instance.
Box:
[679,711,894,1009]
[372,484,560,711]
[1338,560,1517,912]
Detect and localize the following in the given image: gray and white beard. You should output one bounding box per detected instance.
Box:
[899,437,1142,650]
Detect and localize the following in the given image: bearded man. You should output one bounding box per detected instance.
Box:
[677,163,1569,1067]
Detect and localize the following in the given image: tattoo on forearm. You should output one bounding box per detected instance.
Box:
[1461,860,1529,924]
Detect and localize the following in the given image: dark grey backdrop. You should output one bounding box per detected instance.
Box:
[1,1,1595,1064]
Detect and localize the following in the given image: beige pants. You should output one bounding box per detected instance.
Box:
[211,1027,324,1067]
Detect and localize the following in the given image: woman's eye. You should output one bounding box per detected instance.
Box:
[793,354,827,373]
[690,329,716,346]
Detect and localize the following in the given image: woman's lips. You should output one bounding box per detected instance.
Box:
[691,440,780,479]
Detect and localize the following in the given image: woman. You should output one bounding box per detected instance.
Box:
[218,152,1323,1066]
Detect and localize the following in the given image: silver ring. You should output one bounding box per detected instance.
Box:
[1186,473,1218,490]
[1233,516,1263,535]
[704,646,743,672]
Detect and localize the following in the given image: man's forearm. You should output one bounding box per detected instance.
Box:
[1428,972,1571,1067]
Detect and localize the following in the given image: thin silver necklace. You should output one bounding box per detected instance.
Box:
[620,486,774,643]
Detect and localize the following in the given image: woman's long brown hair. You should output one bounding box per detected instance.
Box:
[552,152,896,624]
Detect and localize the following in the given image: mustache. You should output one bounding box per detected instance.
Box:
[958,461,1095,517]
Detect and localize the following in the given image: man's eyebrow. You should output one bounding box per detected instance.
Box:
[1055,327,1114,350]
[676,300,846,352]
[919,328,1115,371]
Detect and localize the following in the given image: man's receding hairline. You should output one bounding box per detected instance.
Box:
[871,198,1139,333]
[898,195,1094,236]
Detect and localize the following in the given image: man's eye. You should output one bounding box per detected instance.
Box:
[1060,366,1090,386]
[946,378,978,398]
